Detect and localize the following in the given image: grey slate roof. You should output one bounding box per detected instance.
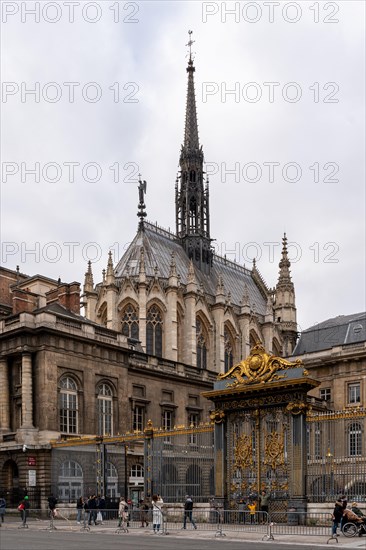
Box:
[292,312,366,355]
[114,222,268,316]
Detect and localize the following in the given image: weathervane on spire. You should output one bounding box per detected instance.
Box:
[186,29,195,62]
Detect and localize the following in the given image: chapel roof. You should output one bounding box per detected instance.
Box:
[114,222,268,317]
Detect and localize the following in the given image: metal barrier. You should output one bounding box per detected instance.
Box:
[1,507,333,540]
[269,511,332,538]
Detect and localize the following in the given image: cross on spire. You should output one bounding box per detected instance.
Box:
[186,30,195,63]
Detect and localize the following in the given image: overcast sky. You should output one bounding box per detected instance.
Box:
[1,0,365,332]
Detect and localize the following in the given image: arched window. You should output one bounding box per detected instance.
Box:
[348,422,362,456]
[121,304,139,339]
[97,383,113,436]
[224,327,234,372]
[59,377,78,434]
[58,460,83,502]
[130,464,144,479]
[196,318,207,370]
[146,305,163,356]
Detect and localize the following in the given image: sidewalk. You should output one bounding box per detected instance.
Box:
[2,519,366,548]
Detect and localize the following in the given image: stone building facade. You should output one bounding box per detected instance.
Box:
[292,312,366,411]
[0,266,214,506]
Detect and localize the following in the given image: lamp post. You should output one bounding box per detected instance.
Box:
[124,444,128,501]
[326,447,334,498]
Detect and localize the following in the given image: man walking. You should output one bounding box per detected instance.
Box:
[183,495,197,530]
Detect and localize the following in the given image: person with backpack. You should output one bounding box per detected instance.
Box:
[183,495,197,530]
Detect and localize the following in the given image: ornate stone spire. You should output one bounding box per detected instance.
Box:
[274,233,297,356]
[187,258,196,284]
[138,246,146,278]
[84,260,94,292]
[277,233,293,288]
[169,252,177,278]
[106,251,115,285]
[137,176,147,230]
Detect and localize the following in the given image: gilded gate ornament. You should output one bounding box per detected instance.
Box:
[218,344,303,387]
[264,432,285,470]
[234,434,253,469]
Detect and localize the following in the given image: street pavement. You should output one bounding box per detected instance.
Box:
[1,519,366,550]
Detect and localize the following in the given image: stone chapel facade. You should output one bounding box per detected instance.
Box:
[83,51,298,370]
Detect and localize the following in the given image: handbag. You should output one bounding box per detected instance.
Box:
[18,503,25,511]
[97,511,102,522]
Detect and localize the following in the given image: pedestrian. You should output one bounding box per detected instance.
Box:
[340,495,347,530]
[247,500,257,524]
[259,490,270,523]
[140,498,149,527]
[18,495,30,527]
[332,499,343,537]
[76,496,84,524]
[48,493,57,518]
[98,495,105,524]
[238,498,246,524]
[183,495,197,530]
[118,497,129,531]
[152,494,163,534]
[88,494,97,525]
[0,495,6,523]
[83,496,90,526]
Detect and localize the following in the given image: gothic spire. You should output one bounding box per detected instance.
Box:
[183,30,200,154]
[137,176,147,230]
[83,260,94,292]
[277,233,293,287]
[176,31,212,274]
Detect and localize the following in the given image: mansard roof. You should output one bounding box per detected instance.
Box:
[114,222,268,316]
[292,312,366,355]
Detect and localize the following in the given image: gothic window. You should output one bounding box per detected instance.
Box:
[189,196,197,230]
[146,305,163,356]
[196,318,208,370]
[224,327,234,372]
[58,460,83,502]
[97,383,113,436]
[59,377,78,434]
[121,304,139,340]
[348,422,362,456]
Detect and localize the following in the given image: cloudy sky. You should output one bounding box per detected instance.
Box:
[1,0,365,332]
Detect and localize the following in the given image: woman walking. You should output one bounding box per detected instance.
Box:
[152,494,163,534]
